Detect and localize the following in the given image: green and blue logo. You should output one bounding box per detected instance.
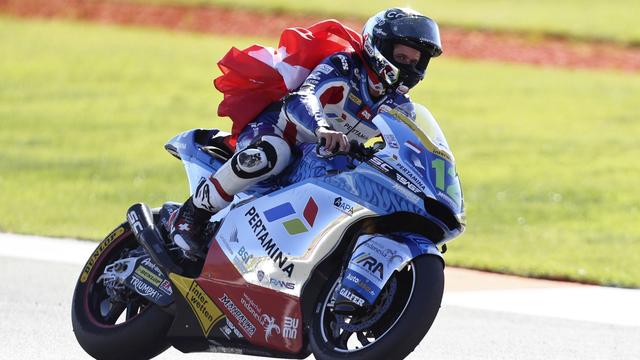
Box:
[263,197,318,235]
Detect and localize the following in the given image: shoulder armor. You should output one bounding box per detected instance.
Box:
[330,53,352,76]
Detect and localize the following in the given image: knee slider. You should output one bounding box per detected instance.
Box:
[231,135,291,179]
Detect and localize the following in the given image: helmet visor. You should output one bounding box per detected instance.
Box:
[388,16,442,57]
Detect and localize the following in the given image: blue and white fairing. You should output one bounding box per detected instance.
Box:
[305,103,465,242]
[316,103,466,307]
[164,129,228,194]
[367,103,465,240]
[163,103,465,302]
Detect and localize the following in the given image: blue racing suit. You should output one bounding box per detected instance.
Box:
[194,52,412,215]
[178,51,415,302]
[237,52,411,149]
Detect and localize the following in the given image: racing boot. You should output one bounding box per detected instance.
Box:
[169,196,213,260]
[168,134,292,259]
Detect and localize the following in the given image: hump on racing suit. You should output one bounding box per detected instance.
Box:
[214,20,364,136]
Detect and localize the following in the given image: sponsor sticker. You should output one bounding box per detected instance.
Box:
[391,181,423,205]
[241,293,281,342]
[339,287,365,306]
[269,277,295,290]
[346,238,409,296]
[342,121,369,141]
[256,270,296,290]
[260,314,280,342]
[244,206,297,278]
[141,258,162,275]
[395,173,422,194]
[351,252,385,280]
[337,54,349,71]
[364,239,404,266]
[364,37,374,55]
[357,106,373,121]
[237,246,253,264]
[127,210,144,234]
[220,318,244,340]
[130,276,162,301]
[135,266,162,287]
[333,197,354,216]
[159,279,173,295]
[306,72,321,82]
[283,316,299,340]
[348,92,362,106]
[170,274,225,336]
[368,156,426,198]
[368,156,394,174]
[219,293,257,337]
[218,233,235,256]
[315,64,334,75]
[232,245,256,274]
[395,162,427,190]
[343,269,382,303]
[384,133,400,148]
[80,226,125,283]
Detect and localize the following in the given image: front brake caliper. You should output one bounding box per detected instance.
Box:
[97,257,138,300]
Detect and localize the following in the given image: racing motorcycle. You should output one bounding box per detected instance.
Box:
[71,103,465,360]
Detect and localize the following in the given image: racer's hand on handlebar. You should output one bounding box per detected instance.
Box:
[316,126,350,153]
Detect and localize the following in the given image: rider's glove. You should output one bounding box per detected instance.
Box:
[315,126,350,153]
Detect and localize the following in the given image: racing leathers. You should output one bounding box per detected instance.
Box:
[280,52,411,146]
[170,51,411,259]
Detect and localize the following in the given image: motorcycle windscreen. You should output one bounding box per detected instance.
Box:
[383,103,464,226]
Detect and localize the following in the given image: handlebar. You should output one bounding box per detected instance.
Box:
[315,138,376,161]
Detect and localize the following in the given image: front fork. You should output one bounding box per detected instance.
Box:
[336,233,443,308]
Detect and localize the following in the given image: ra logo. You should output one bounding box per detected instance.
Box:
[352,252,384,280]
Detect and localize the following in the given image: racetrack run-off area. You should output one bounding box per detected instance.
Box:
[1,233,639,359]
[1,0,640,72]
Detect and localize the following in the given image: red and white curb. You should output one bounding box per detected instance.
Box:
[2,232,638,327]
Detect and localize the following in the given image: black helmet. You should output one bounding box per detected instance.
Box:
[362,8,443,91]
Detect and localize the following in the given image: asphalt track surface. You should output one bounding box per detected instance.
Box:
[1,233,639,359]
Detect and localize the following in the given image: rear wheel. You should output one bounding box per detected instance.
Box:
[71,223,173,360]
[310,255,444,360]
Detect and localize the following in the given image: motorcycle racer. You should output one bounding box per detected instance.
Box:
[169,8,443,312]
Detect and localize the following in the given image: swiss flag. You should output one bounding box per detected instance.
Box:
[213,20,363,135]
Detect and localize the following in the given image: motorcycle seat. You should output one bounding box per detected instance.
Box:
[195,129,236,162]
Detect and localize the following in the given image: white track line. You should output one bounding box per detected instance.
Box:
[2,232,638,327]
[0,232,97,265]
[443,287,640,327]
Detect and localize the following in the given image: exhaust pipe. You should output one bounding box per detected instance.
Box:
[127,203,182,275]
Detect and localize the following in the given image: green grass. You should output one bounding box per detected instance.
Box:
[1,17,639,287]
[0,16,251,239]
[421,63,640,288]
[132,0,640,45]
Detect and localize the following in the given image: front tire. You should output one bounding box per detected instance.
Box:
[310,255,444,360]
[71,223,174,360]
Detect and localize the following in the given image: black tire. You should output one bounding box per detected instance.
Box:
[71,223,174,360]
[310,254,445,360]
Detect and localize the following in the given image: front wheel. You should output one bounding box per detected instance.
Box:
[71,223,174,360]
[310,255,444,360]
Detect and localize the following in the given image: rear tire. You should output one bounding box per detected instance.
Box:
[310,255,444,360]
[71,223,174,360]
